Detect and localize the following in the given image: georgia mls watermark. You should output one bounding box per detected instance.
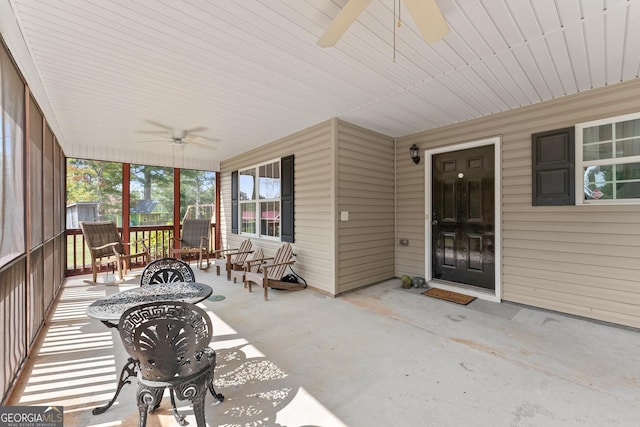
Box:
[0,406,63,427]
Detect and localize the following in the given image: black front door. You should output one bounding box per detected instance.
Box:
[432,145,495,290]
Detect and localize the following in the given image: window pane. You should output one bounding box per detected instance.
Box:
[616,138,640,158]
[583,162,640,200]
[259,161,280,199]
[240,203,256,234]
[578,113,640,204]
[239,169,256,201]
[66,159,123,226]
[130,164,173,225]
[615,118,640,139]
[616,181,640,199]
[180,169,215,222]
[583,165,612,200]
[260,201,280,238]
[583,142,612,161]
[583,125,612,143]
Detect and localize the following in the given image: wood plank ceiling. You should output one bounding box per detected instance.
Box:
[2,0,639,170]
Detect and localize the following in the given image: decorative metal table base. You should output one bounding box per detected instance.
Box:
[92,357,138,415]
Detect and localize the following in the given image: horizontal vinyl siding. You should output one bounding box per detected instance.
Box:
[396,78,640,328]
[395,157,425,278]
[336,121,394,294]
[220,121,335,295]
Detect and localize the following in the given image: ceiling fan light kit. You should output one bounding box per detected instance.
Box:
[318,0,449,48]
[135,121,217,151]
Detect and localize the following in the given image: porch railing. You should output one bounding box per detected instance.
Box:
[65,224,216,276]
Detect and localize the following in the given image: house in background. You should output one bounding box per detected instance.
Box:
[130,200,171,226]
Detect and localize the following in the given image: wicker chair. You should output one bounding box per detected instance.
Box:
[80,221,150,283]
[170,218,212,270]
[244,243,300,301]
[140,257,195,286]
[119,301,224,426]
[211,239,252,280]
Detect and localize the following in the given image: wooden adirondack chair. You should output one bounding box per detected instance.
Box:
[170,218,212,269]
[230,247,264,284]
[80,221,150,283]
[211,239,252,280]
[244,243,302,301]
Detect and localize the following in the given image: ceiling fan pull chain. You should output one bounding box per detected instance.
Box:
[393,0,397,62]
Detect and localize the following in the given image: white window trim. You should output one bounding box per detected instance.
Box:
[575,112,640,205]
[238,158,281,240]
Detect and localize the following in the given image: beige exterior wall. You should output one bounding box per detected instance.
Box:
[220,120,336,295]
[336,121,395,293]
[397,78,640,328]
[220,119,395,296]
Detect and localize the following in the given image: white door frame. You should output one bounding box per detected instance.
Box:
[424,136,502,303]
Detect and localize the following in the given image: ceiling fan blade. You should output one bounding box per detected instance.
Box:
[189,141,217,151]
[185,126,208,133]
[402,0,449,44]
[317,0,372,47]
[187,134,221,143]
[134,139,168,143]
[135,130,168,135]
[144,119,173,130]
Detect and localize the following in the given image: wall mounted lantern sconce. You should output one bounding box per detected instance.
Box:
[410,144,421,164]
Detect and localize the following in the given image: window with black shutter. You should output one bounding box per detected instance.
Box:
[532,127,575,206]
[281,155,294,243]
[231,155,294,241]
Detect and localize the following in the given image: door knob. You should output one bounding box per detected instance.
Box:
[432,220,438,225]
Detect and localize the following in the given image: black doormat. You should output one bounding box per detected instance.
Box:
[422,288,476,305]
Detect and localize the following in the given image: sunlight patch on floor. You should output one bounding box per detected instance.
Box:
[276,387,349,427]
[12,278,351,427]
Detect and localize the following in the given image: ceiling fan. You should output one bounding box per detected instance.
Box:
[317,0,449,47]
[135,120,218,151]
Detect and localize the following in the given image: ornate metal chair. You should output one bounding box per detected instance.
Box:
[119,301,224,427]
[170,218,212,270]
[80,221,150,283]
[140,257,195,286]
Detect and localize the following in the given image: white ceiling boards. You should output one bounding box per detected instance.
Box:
[2,0,639,169]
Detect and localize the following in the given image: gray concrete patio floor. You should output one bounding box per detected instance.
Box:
[7,267,640,426]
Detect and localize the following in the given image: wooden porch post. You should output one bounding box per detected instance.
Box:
[122,163,130,245]
[173,168,181,251]
[215,171,221,251]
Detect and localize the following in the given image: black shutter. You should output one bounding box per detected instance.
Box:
[231,170,238,234]
[281,155,294,242]
[532,127,575,206]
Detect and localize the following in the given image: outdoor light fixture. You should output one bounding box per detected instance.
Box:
[410,144,421,164]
